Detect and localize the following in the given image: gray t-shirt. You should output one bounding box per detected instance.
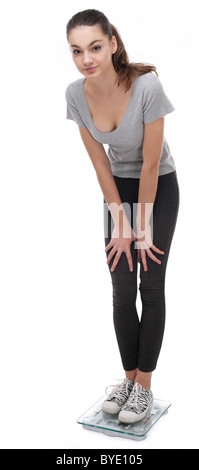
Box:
[65,72,176,178]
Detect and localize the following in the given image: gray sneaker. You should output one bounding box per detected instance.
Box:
[102,378,134,415]
[119,382,154,423]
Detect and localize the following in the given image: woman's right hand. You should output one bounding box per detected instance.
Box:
[105,224,137,273]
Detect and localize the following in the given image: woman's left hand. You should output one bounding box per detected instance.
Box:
[136,222,165,271]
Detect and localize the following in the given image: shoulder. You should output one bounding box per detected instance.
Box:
[138,72,164,96]
[65,78,85,101]
[136,72,161,90]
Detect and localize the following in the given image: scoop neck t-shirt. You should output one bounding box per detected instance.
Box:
[65,72,176,178]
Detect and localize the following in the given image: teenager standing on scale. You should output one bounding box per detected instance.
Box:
[65,9,180,424]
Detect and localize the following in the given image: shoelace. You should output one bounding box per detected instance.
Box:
[123,383,151,412]
[105,379,134,406]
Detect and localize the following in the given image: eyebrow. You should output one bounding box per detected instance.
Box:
[70,39,103,48]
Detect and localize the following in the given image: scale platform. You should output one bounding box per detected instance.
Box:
[77,383,171,441]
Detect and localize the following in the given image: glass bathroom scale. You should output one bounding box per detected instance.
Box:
[77,381,171,441]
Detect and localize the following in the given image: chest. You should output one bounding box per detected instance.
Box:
[84,82,134,133]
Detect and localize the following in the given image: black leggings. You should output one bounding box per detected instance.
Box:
[103,170,180,373]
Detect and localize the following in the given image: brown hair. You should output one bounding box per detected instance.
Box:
[66,9,158,93]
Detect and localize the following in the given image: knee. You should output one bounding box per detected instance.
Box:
[139,278,165,305]
[112,281,137,310]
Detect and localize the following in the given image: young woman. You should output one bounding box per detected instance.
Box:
[65,9,180,424]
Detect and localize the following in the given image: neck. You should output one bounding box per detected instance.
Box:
[85,65,119,97]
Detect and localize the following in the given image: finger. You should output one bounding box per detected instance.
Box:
[106,246,118,264]
[141,249,148,272]
[150,243,165,254]
[126,249,133,272]
[137,248,141,263]
[146,248,161,264]
[110,251,121,272]
[105,240,114,252]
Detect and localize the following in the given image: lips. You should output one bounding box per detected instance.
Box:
[84,66,97,71]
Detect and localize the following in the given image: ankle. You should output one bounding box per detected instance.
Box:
[134,370,152,390]
[134,380,151,390]
[125,368,137,382]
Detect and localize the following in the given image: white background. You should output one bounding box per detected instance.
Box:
[0,0,198,450]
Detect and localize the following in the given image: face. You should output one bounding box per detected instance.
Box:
[68,24,117,79]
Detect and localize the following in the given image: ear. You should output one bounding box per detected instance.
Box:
[111,35,118,54]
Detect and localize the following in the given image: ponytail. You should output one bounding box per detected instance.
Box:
[110,23,158,92]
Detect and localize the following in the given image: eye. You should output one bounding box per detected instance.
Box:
[72,49,81,55]
[92,46,101,52]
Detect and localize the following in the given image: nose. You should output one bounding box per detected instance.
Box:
[82,51,93,67]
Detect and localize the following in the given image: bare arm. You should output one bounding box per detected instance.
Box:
[78,126,131,230]
[136,117,165,269]
[78,126,135,272]
[137,117,164,229]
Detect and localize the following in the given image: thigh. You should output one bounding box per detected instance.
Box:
[104,199,138,284]
[103,175,140,284]
[139,171,180,282]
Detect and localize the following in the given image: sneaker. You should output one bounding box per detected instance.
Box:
[101,378,134,414]
[118,382,154,423]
